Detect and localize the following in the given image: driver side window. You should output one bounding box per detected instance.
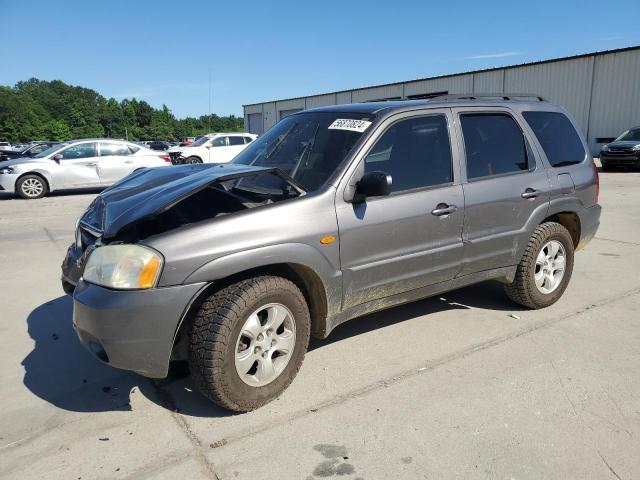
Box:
[60,143,97,160]
[363,115,453,193]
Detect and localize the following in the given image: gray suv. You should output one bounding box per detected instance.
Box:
[61,95,601,412]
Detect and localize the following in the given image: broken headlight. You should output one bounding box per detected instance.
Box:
[83,244,163,289]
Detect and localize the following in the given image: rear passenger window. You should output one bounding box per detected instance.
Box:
[460,113,528,180]
[99,143,131,156]
[229,136,244,146]
[363,115,453,193]
[523,111,586,167]
[244,137,253,144]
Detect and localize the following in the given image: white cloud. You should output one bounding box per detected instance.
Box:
[464,51,522,60]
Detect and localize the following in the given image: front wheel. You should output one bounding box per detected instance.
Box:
[189,276,310,412]
[16,174,48,199]
[504,222,574,309]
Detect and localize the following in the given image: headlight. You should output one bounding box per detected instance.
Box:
[632,144,640,151]
[602,145,610,152]
[0,166,16,174]
[83,244,163,289]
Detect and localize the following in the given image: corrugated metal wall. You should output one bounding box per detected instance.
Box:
[244,48,640,153]
[588,49,640,145]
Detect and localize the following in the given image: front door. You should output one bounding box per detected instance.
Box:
[453,109,551,275]
[97,142,137,185]
[53,142,101,188]
[336,111,465,309]
[208,136,230,163]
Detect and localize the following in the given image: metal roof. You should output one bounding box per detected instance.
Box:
[243,45,640,107]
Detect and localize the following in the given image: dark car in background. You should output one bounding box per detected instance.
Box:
[0,142,58,162]
[146,141,172,151]
[600,127,640,171]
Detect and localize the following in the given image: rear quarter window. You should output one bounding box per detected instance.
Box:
[522,111,587,167]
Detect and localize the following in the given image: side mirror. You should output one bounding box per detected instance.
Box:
[53,153,63,162]
[205,144,212,149]
[353,171,392,202]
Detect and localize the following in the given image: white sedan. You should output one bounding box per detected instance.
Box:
[0,139,172,199]
[167,133,257,164]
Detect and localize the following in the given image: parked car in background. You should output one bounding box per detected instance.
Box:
[62,96,600,412]
[0,139,171,199]
[0,141,58,162]
[0,141,12,151]
[146,141,172,151]
[600,127,640,171]
[167,133,257,164]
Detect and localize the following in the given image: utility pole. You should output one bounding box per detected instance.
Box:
[208,69,212,133]
[125,126,128,141]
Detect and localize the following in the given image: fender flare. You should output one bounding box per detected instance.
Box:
[183,243,343,317]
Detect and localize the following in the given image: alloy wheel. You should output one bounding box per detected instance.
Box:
[21,178,44,198]
[534,240,566,294]
[234,303,296,387]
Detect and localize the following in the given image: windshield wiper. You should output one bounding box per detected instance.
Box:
[265,122,298,160]
[290,124,319,179]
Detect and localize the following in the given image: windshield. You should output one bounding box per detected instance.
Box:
[34,143,69,158]
[189,136,211,147]
[616,128,640,142]
[231,112,374,192]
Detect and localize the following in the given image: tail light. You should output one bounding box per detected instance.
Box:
[593,159,600,204]
[160,155,171,163]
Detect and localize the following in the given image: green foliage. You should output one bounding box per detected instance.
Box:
[0,78,244,143]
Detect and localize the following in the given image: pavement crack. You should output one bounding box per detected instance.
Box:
[212,285,640,450]
[598,450,623,480]
[550,360,579,415]
[149,379,221,480]
[595,236,640,247]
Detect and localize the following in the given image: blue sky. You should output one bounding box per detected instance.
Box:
[1,0,639,118]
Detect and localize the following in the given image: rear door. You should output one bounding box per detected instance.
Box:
[52,142,101,188]
[227,135,247,160]
[336,110,465,309]
[97,142,137,185]
[453,108,551,275]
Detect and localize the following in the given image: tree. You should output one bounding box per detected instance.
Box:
[0,78,245,143]
[46,119,73,141]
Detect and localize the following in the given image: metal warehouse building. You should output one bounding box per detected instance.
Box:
[243,46,640,154]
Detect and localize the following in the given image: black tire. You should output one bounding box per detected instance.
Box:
[504,222,574,309]
[184,156,202,164]
[16,173,48,199]
[189,276,310,412]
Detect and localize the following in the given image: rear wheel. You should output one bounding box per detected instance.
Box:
[184,156,202,164]
[504,222,574,309]
[16,174,48,199]
[189,276,310,412]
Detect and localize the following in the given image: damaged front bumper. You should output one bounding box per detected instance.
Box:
[72,279,206,378]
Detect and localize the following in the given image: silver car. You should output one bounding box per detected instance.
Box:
[0,139,172,199]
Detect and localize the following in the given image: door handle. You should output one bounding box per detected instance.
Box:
[431,203,458,216]
[124,160,134,164]
[521,188,538,199]
[85,162,98,167]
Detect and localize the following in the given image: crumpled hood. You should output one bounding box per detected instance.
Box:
[82,163,271,239]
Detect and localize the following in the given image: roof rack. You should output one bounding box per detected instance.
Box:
[428,93,547,102]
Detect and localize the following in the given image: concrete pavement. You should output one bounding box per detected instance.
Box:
[0,171,639,479]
